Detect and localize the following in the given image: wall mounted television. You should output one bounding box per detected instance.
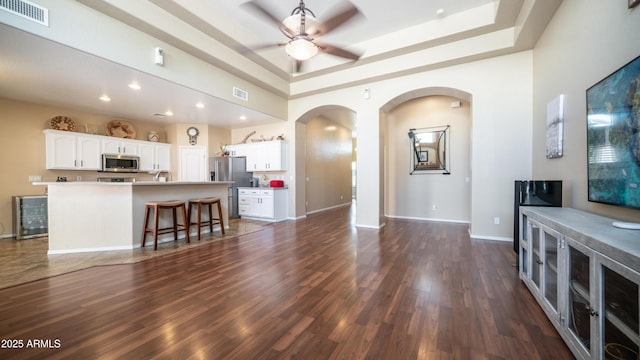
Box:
[586,54,640,210]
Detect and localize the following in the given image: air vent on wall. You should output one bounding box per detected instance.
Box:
[233,87,249,101]
[0,0,48,26]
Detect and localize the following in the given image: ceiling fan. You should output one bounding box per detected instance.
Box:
[242,0,362,72]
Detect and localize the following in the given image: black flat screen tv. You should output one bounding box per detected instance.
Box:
[586,54,640,210]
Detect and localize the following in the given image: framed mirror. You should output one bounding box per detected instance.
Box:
[408,125,450,174]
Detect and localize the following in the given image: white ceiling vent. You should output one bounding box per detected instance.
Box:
[233,87,249,102]
[0,0,49,26]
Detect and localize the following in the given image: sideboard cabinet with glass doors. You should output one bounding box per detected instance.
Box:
[519,207,639,360]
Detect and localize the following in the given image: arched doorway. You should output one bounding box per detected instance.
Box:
[294,105,356,217]
[381,87,473,223]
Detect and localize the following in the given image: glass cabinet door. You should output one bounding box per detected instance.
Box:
[531,223,541,289]
[543,229,559,311]
[600,260,639,360]
[519,213,530,278]
[566,241,592,357]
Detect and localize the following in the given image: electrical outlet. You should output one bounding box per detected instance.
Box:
[76,176,82,182]
[340,195,344,200]
[432,205,437,210]
[28,175,41,182]
[494,217,501,225]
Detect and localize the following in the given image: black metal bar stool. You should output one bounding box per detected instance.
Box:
[187,197,225,240]
[142,200,190,250]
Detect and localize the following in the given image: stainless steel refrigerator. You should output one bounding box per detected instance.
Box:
[210,156,253,219]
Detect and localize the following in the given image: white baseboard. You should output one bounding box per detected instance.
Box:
[306,202,352,215]
[385,214,470,224]
[48,245,133,254]
[469,233,512,242]
[355,222,386,230]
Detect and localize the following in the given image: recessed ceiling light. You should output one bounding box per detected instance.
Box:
[436,8,445,17]
[128,83,141,90]
[99,95,111,102]
[165,110,173,116]
[239,115,247,120]
[196,103,204,109]
[325,126,337,131]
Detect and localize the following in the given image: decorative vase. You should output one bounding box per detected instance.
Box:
[148,131,159,142]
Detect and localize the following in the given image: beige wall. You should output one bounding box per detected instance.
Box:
[208,126,231,157]
[0,97,225,238]
[386,96,471,222]
[532,0,640,222]
[304,117,352,213]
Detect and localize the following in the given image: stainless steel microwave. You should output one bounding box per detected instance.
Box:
[101,154,139,173]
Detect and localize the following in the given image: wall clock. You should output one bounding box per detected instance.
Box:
[187,126,199,145]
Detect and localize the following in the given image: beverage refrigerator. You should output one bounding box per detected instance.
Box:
[210,156,253,219]
[13,195,48,240]
[513,180,562,257]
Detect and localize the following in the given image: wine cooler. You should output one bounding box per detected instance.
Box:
[12,195,48,240]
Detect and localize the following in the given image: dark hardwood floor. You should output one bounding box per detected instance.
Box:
[0,205,573,359]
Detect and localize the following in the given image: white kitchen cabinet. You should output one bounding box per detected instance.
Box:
[251,141,287,171]
[238,188,287,222]
[225,144,251,157]
[519,207,640,360]
[138,143,171,172]
[226,141,288,172]
[44,129,171,172]
[45,130,101,170]
[102,138,138,155]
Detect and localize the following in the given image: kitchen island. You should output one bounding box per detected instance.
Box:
[34,181,233,254]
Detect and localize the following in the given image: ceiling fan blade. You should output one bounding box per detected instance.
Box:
[242,1,295,37]
[317,43,361,60]
[313,3,360,36]
[238,42,287,55]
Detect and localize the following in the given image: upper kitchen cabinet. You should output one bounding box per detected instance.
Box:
[224,141,288,172]
[243,141,288,172]
[102,138,138,155]
[45,130,101,170]
[138,142,171,172]
[226,144,250,157]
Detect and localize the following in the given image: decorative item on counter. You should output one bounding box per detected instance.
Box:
[277,133,285,140]
[262,174,269,186]
[186,126,199,145]
[270,180,284,187]
[241,130,256,144]
[56,176,67,182]
[50,116,75,131]
[106,120,136,139]
[219,145,229,156]
[148,131,160,142]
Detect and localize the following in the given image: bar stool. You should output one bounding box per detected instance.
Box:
[142,200,190,250]
[187,197,225,240]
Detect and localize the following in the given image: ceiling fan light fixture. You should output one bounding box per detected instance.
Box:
[285,38,318,60]
[282,14,319,35]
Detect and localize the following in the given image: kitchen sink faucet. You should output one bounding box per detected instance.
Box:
[153,170,171,182]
